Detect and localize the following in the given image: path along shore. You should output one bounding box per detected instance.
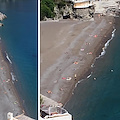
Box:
[40,14,115,106]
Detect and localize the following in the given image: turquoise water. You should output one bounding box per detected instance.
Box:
[65,17,120,120]
[0,0,37,119]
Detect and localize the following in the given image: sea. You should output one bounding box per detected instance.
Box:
[0,0,37,119]
[65,17,120,120]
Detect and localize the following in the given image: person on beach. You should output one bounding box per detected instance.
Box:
[74,74,77,81]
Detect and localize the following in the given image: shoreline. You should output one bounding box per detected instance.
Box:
[1,42,25,107]
[64,25,116,107]
[0,40,24,119]
[0,12,26,119]
[41,14,115,107]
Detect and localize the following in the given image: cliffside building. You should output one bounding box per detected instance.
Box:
[70,0,94,8]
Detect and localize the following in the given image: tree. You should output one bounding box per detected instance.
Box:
[41,0,55,12]
[41,4,52,20]
[40,0,55,20]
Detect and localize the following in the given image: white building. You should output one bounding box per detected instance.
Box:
[7,112,34,120]
[40,107,72,120]
[71,0,94,8]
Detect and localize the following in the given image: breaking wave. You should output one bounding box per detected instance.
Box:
[73,28,116,89]
[10,72,16,81]
[97,28,116,59]
[5,52,12,64]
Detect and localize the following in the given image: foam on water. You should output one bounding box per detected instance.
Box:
[10,72,16,81]
[90,28,116,69]
[74,72,93,89]
[5,52,12,64]
[97,28,116,59]
[73,28,116,92]
[75,79,84,88]
[65,18,120,120]
[87,72,93,79]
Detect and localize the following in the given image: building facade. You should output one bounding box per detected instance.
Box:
[71,0,94,8]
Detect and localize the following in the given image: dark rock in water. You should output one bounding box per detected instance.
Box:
[0,12,7,21]
[0,23,3,27]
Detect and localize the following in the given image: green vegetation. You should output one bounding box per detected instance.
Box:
[40,0,69,20]
[57,0,66,9]
[40,0,55,20]
[40,95,44,105]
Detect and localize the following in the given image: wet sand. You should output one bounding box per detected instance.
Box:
[0,43,23,119]
[40,15,115,105]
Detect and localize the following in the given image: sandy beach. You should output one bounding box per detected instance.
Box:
[40,14,115,105]
[0,43,23,119]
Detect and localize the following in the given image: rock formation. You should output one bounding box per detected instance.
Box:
[43,0,120,21]
[0,12,7,21]
[0,12,7,27]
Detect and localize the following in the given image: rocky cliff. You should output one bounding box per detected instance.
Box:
[43,0,120,21]
[53,4,94,20]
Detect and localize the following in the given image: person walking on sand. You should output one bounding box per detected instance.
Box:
[75,74,77,81]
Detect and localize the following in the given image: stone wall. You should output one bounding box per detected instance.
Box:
[53,4,94,20]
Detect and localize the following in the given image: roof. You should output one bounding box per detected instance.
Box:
[15,114,35,120]
[71,0,92,3]
[40,94,63,108]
